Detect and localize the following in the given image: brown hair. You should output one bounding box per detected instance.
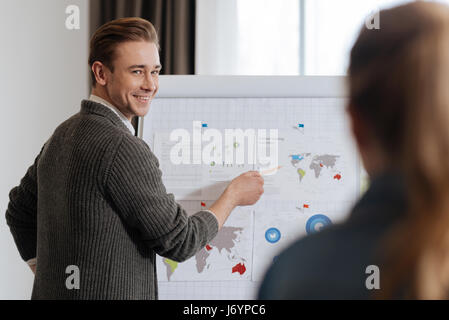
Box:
[349,2,449,299]
[88,17,159,86]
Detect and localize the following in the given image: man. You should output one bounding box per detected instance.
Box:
[6,17,264,299]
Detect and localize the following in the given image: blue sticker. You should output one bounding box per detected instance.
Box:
[306,214,332,235]
[265,228,281,243]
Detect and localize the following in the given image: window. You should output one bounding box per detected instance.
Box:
[196,0,448,75]
[303,0,413,75]
[196,0,299,75]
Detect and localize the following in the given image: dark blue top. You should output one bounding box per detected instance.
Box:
[258,172,407,299]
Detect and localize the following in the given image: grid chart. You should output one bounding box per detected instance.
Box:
[142,98,361,300]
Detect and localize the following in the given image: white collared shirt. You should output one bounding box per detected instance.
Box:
[89,94,136,136]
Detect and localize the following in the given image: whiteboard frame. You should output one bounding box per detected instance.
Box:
[138,75,362,299]
[137,75,348,137]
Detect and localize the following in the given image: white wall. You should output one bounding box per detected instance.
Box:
[0,0,89,299]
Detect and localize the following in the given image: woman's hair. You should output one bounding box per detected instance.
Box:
[88,17,159,86]
[349,1,449,299]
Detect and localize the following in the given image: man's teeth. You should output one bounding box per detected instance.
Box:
[134,95,150,101]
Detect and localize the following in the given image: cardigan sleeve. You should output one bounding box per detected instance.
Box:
[5,144,46,262]
[105,134,219,262]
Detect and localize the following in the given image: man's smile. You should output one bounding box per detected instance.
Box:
[132,94,151,103]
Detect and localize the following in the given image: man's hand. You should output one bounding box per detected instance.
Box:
[208,171,264,229]
[225,171,264,206]
[29,264,36,275]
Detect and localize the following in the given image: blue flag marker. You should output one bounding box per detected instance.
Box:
[202,123,208,128]
[298,124,304,128]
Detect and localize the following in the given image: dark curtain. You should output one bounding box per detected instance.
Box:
[89,0,196,75]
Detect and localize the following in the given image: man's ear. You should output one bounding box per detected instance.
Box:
[91,61,108,86]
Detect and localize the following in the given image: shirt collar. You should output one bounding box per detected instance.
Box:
[89,94,135,135]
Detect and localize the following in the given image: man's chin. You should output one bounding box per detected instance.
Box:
[133,104,151,118]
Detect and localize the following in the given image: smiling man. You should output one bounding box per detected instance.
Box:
[89,37,161,123]
[5,18,264,299]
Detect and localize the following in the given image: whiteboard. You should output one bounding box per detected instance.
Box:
[140,76,361,300]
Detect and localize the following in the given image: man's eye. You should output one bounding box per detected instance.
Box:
[151,70,160,75]
[133,70,143,75]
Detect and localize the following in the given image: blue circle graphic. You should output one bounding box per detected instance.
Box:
[265,228,281,243]
[306,214,332,235]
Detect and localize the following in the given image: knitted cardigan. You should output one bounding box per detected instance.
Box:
[6,100,218,299]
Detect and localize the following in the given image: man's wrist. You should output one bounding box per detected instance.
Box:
[222,186,238,208]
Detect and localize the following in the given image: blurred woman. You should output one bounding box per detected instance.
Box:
[258,1,449,299]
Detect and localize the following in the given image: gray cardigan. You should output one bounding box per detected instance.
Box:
[6,100,218,299]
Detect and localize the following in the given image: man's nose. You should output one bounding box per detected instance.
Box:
[143,73,156,91]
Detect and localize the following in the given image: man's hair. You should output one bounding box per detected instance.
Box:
[88,17,159,86]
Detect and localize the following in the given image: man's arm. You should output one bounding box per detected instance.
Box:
[5,145,46,271]
[208,171,264,229]
[106,135,219,262]
[105,135,263,262]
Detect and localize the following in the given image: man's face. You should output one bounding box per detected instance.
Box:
[104,41,161,120]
